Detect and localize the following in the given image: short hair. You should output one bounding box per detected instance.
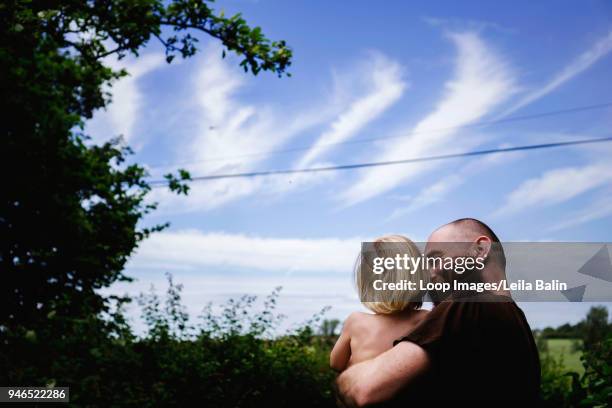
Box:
[448,218,506,269]
[354,235,427,314]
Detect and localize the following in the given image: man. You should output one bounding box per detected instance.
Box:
[337,218,541,407]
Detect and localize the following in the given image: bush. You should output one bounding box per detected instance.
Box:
[5,276,609,407]
[1,274,336,407]
[540,352,572,407]
[537,307,612,407]
[567,337,612,407]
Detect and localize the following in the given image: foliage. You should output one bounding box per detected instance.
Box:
[582,306,609,350]
[3,277,336,407]
[1,2,294,403]
[540,351,573,407]
[545,339,583,374]
[540,322,586,340]
[567,338,612,407]
[319,319,341,337]
[3,274,612,406]
[539,306,611,345]
[537,306,612,407]
[1,0,291,340]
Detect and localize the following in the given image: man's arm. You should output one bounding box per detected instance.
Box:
[336,341,430,407]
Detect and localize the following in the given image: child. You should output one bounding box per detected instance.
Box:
[330,235,429,372]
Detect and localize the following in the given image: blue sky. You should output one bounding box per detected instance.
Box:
[91,0,612,332]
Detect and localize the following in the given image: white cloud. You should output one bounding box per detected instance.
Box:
[548,195,612,232]
[422,16,516,35]
[296,53,406,167]
[87,53,166,145]
[127,229,361,274]
[339,32,516,206]
[386,143,523,220]
[387,173,464,220]
[112,227,421,333]
[103,271,361,335]
[152,45,408,213]
[110,228,599,334]
[494,162,612,216]
[150,44,336,212]
[500,30,612,117]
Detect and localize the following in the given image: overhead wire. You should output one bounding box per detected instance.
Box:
[149,136,612,186]
[146,101,612,169]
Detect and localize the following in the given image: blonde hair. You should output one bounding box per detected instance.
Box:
[354,235,428,314]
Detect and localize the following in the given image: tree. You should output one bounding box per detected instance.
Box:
[1,0,291,337]
[583,306,610,349]
[319,319,341,337]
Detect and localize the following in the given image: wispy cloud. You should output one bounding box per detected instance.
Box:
[500,30,612,117]
[150,44,339,212]
[296,52,406,167]
[548,194,612,232]
[151,45,410,213]
[127,229,361,274]
[387,173,463,221]
[86,53,166,145]
[356,30,612,214]
[422,16,517,35]
[493,162,612,216]
[386,143,522,221]
[339,32,516,206]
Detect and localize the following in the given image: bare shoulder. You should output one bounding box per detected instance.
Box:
[343,311,373,333]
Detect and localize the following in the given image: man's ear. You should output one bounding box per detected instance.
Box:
[472,236,491,260]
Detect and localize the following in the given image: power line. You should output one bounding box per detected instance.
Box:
[149,136,612,185]
[147,101,612,169]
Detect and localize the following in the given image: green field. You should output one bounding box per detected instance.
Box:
[545,339,583,374]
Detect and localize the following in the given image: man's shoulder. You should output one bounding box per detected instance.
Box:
[423,296,526,325]
[431,296,533,335]
[401,297,536,352]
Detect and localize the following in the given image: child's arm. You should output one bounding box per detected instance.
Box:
[330,314,354,372]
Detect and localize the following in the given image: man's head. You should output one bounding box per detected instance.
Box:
[425,218,506,289]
